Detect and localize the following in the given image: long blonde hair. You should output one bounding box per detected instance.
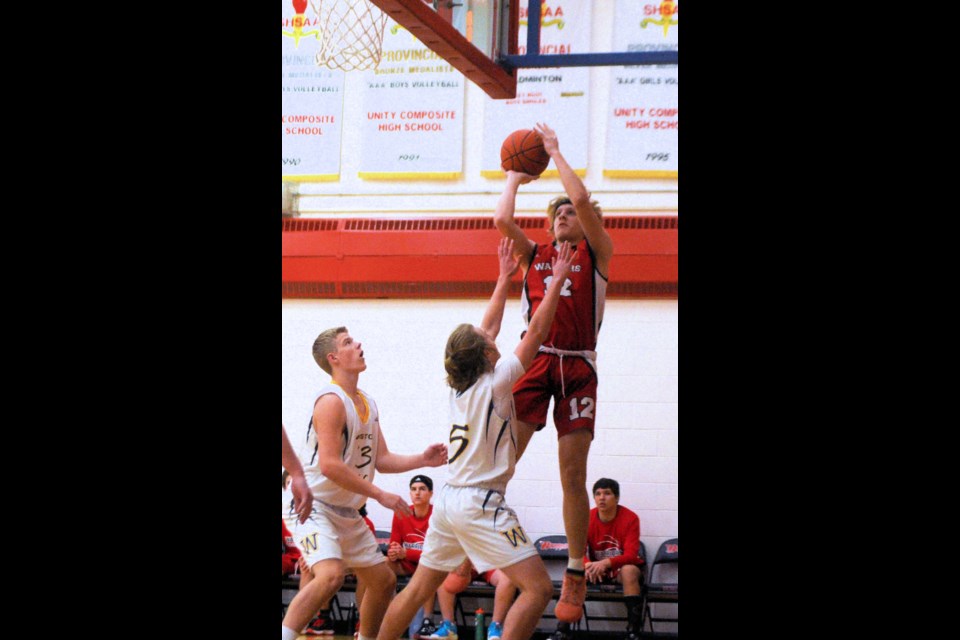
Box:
[444,324,489,394]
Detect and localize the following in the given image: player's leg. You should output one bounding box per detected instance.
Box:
[514,420,537,460]
[487,569,517,640]
[511,356,552,461]
[553,429,591,622]
[496,556,554,640]
[282,558,346,636]
[557,428,592,561]
[374,565,447,640]
[552,359,599,622]
[285,510,350,638]
[418,586,438,636]
[431,585,460,639]
[616,566,644,638]
[352,562,398,639]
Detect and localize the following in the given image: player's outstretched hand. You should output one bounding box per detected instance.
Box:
[498,237,519,279]
[505,170,539,184]
[551,240,574,282]
[422,442,449,467]
[377,490,412,517]
[290,474,314,524]
[535,122,559,156]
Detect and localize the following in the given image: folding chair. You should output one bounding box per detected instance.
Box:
[642,538,678,633]
[374,529,391,555]
[534,534,570,586]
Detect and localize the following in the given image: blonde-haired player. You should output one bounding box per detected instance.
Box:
[377,238,574,640]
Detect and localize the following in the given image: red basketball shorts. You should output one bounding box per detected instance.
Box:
[512,352,598,438]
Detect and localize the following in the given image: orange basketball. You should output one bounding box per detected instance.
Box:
[500,129,550,176]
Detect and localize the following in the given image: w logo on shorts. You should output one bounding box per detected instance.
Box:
[300,533,321,553]
[501,526,528,547]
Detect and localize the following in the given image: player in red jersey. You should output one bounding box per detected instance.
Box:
[493,122,614,623]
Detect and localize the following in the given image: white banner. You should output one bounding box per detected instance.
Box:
[604,0,678,178]
[481,0,591,179]
[281,0,346,181]
[357,18,465,180]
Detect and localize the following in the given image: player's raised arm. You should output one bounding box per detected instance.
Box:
[494,171,539,270]
[514,241,574,369]
[479,238,520,341]
[536,122,614,272]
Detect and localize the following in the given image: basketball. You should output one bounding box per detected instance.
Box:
[500,129,550,176]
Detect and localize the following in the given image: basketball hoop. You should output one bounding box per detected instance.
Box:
[311,0,389,71]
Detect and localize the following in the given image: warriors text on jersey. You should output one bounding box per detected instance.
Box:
[444,353,525,493]
[302,383,379,510]
[521,239,608,351]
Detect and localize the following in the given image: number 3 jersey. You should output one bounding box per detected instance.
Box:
[302,384,379,510]
[521,240,608,351]
[444,353,525,494]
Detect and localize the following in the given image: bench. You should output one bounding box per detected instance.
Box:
[281,533,658,635]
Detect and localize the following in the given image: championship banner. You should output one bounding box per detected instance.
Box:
[481,0,591,179]
[281,0,346,182]
[604,0,678,178]
[357,18,465,180]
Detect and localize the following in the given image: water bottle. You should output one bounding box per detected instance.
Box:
[475,608,486,640]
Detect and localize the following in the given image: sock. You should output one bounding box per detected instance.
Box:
[358,635,377,640]
[624,594,643,631]
[281,625,298,640]
[567,558,584,572]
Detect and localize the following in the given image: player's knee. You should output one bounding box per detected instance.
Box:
[621,564,642,587]
[375,568,398,594]
[559,464,587,489]
[309,569,345,599]
[530,574,554,605]
[535,577,553,607]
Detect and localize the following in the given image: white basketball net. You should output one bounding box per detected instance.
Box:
[312,0,389,72]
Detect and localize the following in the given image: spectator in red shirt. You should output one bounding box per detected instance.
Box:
[386,475,440,638]
[282,519,302,577]
[551,478,645,640]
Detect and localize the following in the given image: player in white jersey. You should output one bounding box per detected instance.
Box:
[376,238,574,640]
[281,327,449,640]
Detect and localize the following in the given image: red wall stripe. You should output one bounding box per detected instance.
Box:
[282,216,678,299]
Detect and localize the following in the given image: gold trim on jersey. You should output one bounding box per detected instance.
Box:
[332,381,371,423]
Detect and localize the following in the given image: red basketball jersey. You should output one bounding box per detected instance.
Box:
[521,240,608,351]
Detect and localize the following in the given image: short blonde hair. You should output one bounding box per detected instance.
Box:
[312,326,347,375]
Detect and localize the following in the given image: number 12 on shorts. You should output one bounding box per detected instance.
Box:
[569,397,595,420]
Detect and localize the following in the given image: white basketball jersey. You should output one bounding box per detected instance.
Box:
[445,354,525,493]
[303,384,379,510]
